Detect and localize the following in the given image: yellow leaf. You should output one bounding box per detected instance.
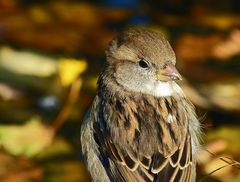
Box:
[58,58,87,87]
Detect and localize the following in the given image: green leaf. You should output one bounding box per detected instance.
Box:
[0,116,54,157]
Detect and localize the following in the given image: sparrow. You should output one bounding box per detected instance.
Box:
[81,28,201,182]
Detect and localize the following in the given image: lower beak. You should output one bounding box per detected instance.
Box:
[155,64,182,81]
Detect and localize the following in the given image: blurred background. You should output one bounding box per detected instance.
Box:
[0,0,239,181]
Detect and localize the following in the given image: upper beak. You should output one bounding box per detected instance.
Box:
[155,64,182,81]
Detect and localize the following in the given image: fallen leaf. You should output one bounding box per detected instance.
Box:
[0,116,54,157]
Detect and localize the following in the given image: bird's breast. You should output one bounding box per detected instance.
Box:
[102,94,189,156]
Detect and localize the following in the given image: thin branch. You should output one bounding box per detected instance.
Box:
[51,78,82,131]
[205,149,240,169]
[198,163,235,182]
[198,149,240,181]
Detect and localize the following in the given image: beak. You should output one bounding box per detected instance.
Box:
[155,64,182,81]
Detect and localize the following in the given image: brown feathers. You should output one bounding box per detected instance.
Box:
[81,27,200,182]
[92,88,196,181]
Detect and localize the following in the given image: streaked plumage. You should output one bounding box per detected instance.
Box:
[81,28,201,182]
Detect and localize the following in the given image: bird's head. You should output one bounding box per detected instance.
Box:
[104,28,183,97]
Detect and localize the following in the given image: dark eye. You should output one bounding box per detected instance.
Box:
[138,59,149,68]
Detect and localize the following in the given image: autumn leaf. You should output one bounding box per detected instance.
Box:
[0,116,54,157]
[58,58,87,87]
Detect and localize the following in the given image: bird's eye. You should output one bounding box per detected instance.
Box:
[138,59,149,68]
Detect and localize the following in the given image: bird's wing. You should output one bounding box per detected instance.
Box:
[93,122,194,182]
[92,95,195,182]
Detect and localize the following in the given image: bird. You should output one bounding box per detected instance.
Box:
[81,27,201,182]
